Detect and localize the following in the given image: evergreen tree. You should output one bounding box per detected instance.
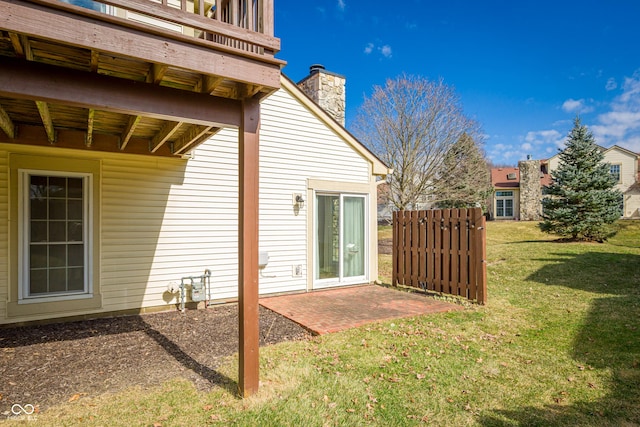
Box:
[539,118,622,241]
[435,133,492,211]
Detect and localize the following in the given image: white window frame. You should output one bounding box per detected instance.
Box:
[313,192,368,289]
[495,191,515,218]
[18,169,94,303]
[610,164,622,183]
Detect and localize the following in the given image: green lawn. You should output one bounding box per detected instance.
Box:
[27,221,640,426]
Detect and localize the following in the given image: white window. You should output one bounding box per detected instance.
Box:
[610,164,621,183]
[495,191,515,218]
[314,193,367,287]
[61,0,108,13]
[19,170,92,301]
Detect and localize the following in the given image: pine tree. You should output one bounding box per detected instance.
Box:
[539,118,622,241]
[435,133,492,210]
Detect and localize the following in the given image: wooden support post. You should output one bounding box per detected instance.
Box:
[238,96,260,397]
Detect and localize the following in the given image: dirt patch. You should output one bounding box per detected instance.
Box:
[379,237,393,255]
[0,305,310,413]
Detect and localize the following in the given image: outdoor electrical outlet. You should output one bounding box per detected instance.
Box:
[293,265,303,277]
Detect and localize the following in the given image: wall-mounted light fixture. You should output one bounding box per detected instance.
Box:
[294,193,305,209]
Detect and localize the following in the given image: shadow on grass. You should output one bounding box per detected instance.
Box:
[480,251,640,426]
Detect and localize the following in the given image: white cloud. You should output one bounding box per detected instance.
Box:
[363,43,392,59]
[337,0,346,11]
[524,129,564,148]
[562,98,594,114]
[521,142,532,151]
[606,77,617,91]
[590,69,640,149]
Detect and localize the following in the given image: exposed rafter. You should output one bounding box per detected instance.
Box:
[150,121,182,153]
[8,32,24,57]
[120,115,141,151]
[35,101,55,143]
[171,124,214,155]
[0,104,17,139]
[236,83,264,100]
[90,50,100,72]
[148,64,168,85]
[0,58,243,127]
[86,108,95,147]
[200,75,224,95]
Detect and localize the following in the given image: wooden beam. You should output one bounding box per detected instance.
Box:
[150,121,182,153]
[2,0,283,89]
[90,50,100,72]
[0,104,16,139]
[148,64,168,85]
[237,84,264,99]
[120,115,141,150]
[0,57,243,128]
[35,100,55,143]
[201,75,224,95]
[8,32,24,57]
[171,124,213,155]
[238,96,260,397]
[86,108,95,147]
[0,124,174,156]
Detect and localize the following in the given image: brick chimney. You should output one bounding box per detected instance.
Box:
[297,64,346,126]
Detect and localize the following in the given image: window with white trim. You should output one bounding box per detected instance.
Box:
[610,164,621,183]
[314,193,368,286]
[20,170,92,300]
[495,190,515,218]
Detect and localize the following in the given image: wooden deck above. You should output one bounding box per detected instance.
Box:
[0,0,283,156]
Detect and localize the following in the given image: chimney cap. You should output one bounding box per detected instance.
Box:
[309,64,326,74]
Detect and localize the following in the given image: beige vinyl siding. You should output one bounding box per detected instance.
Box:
[604,148,640,217]
[101,133,240,312]
[0,151,7,320]
[604,148,636,187]
[256,87,372,295]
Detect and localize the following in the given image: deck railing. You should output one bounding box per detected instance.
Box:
[30,0,278,58]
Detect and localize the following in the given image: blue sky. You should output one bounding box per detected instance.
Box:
[274,0,640,165]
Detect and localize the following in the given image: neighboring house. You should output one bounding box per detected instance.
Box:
[489,145,640,220]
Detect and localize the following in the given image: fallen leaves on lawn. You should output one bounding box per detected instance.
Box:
[68,393,86,403]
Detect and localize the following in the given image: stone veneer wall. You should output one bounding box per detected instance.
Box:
[518,159,542,221]
[297,65,346,126]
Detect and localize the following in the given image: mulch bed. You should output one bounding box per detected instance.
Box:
[0,305,310,413]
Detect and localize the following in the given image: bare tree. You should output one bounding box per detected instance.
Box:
[353,75,483,210]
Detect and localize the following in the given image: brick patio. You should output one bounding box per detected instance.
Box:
[259,284,463,335]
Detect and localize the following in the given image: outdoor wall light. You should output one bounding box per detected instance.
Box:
[295,194,305,209]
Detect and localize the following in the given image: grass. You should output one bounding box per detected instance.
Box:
[14,221,640,426]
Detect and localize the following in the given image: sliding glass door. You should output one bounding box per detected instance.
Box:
[315,193,367,287]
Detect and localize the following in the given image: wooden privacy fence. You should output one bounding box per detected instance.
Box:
[392,208,487,304]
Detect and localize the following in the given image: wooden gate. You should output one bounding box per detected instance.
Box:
[392,208,487,304]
